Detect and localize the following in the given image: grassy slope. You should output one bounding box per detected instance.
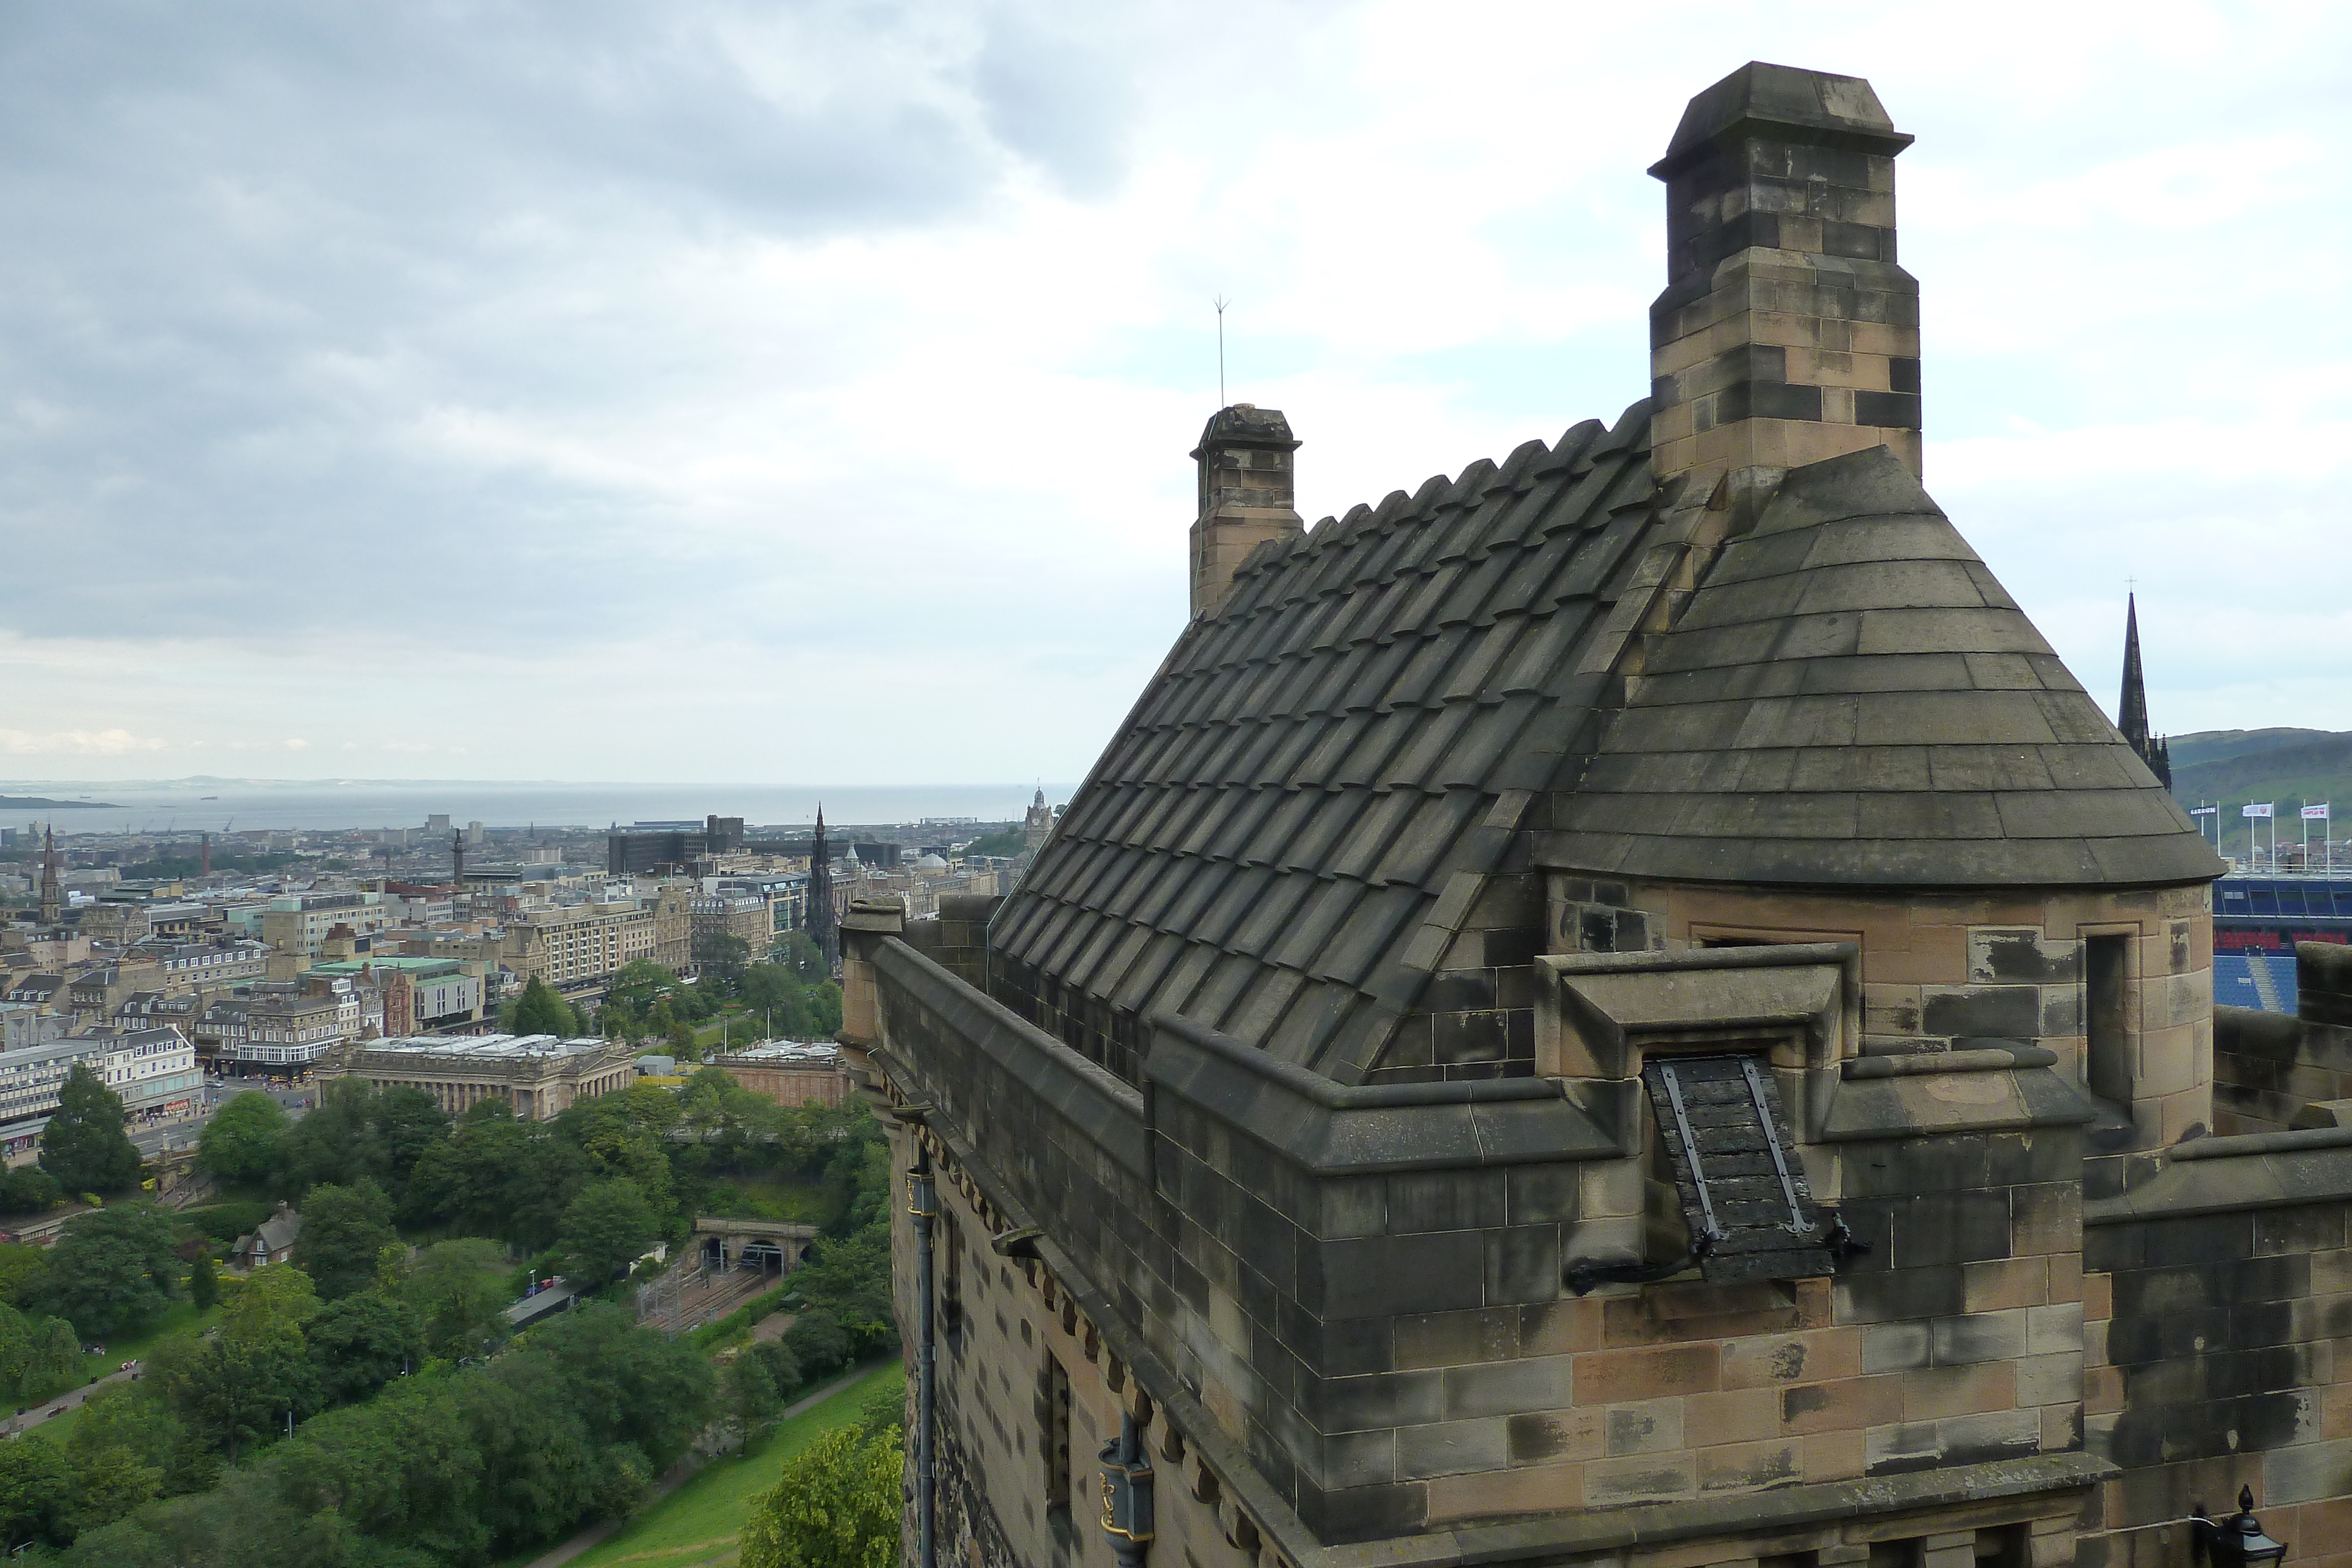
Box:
[20,1299,226,1446]
[555,1360,903,1568]
[2169,728,2338,770]
[696,1176,824,1226]
[2163,729,2352,858]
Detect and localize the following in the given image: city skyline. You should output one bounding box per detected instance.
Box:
[3,4,2347,781]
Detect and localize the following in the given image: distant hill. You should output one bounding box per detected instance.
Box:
[2167,729,2352,856]
[2169,728,2339,770]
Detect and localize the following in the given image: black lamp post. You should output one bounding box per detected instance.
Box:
[2194,1485,2288,1567]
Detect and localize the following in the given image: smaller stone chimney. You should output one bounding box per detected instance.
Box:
[1189,404,1301,618]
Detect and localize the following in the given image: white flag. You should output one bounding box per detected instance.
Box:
[2305,804,2331,820]
[2244,803,2274,818]
[2190,806,2219,817]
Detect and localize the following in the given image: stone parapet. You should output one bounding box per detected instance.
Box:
[869,934,2113,1563]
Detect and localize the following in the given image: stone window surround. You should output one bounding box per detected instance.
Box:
[1535,942,1858,1151]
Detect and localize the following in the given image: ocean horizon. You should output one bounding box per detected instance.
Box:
[0,778,1081,836]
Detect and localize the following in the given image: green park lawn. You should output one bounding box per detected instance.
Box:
[18,1297,225,1445]
[554,1360,901,1568]
[74,1296,221,1377]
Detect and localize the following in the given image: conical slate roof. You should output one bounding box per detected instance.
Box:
[1544,446,2221,887]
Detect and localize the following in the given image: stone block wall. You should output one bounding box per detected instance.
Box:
[2086,1171,2352,1568]
[898,1136,1259,1568]
[1365,866,1547,1088]
[1552,878,2214,1149]
[2214,944,2352,1134]
[1828,1128,2089,1477]
[864,931,2110,1564]
[901,893,1000,993]
[1142,1085,1589,1537]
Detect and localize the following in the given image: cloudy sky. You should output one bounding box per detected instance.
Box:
[2,1,2347,784]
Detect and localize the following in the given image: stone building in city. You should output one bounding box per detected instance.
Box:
[839,63,2351,1568]
[315,1032,636,1120]
[708,1039,851,1109]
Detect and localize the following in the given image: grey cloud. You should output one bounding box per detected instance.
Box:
[0,0,1154,646]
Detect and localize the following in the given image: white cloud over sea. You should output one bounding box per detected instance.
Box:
[2,1,2347,780]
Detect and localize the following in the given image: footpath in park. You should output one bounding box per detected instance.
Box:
[0,1362,141,1440]
[521,1362,888,1568]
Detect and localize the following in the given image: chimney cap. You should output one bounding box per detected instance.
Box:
[1191,403,1298,460]
[1651,61,1912,180]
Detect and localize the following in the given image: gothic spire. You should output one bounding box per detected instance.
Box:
[38,826,59,927]
[807,804,838,975]
[2119,594,2150,746]
[2119,594,2171,787]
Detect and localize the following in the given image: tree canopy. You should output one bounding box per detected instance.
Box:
[292,1181,399,1302]
[505,975,583,1038]
[557,1178,658,1286]
[59,1304,714,1566]
[397,1238,509,1361]
[40,1203,179,1339]
[39,1063,143,1196]
[195,1091,288,1187]
[278,1081,450,1206]
[738,1422,903,1568]
[695,932,752,991]
[0,1166,62,1217]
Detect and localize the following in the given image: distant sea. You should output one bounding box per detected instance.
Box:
[0,780,1080,837]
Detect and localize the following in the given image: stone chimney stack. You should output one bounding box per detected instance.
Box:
[1189,404,1301,618]
[1648,63,1919,515]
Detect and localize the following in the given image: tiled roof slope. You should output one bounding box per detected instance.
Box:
[990,402,1667,1081]
[1541,446,2222,887]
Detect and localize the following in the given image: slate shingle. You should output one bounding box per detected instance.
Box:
[994,419,2216,1087]
[1548,445,2221,889]
[990,403,1664,1079]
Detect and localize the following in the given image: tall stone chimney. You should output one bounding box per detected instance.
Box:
[1189,404,1301,618]
[1648,63,1919,514]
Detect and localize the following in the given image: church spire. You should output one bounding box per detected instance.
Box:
[806,805,838,975]
[38,826,60,927]
[2119,594,2171,787]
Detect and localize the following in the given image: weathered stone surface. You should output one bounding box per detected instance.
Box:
[840,55,2330,1568]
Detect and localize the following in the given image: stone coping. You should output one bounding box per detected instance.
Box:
[2170,1124,2352,1160]
[1544,941,1859,978]
[871,935,1145,1176]
[1146,1013,1618,1175]
[1324,1452,2112,1567]
[1819,1055,2096,1143]
[1843,1042,2058,1079]
[2087,1129,2352,1225]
